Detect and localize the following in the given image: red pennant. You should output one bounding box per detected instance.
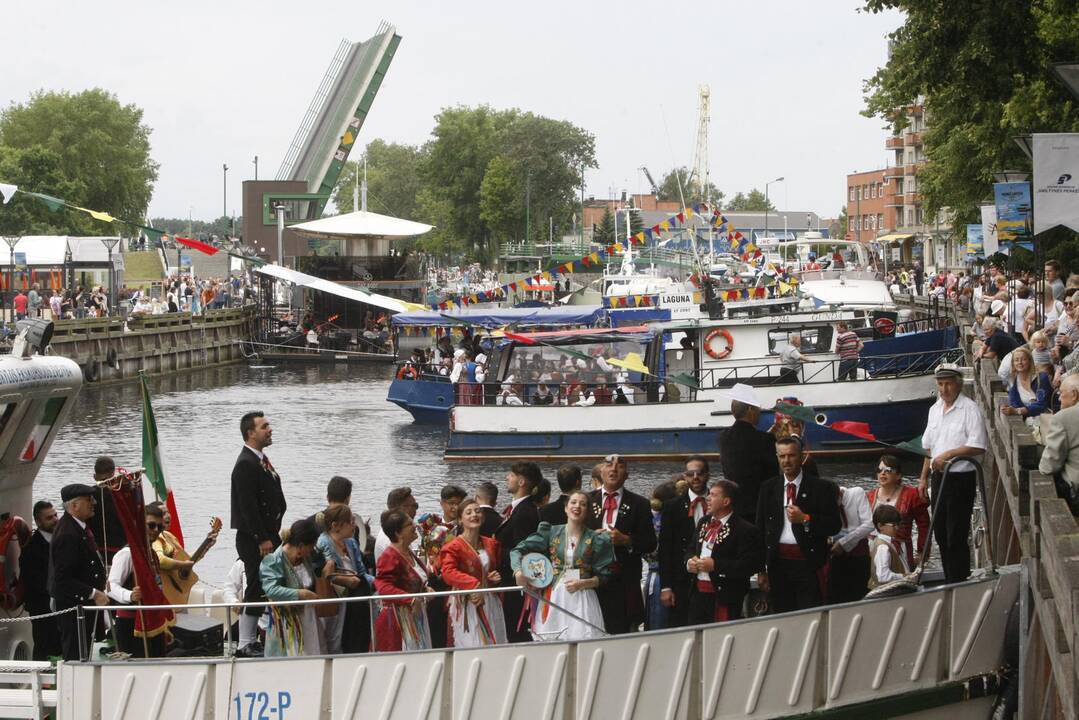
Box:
[829,421,877,441]
[504,331,538,345]
[175,236,220,256]
[676,212,685,223]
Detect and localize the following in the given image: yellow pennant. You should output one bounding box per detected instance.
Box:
[660,221,671,231]
[75,206,116,223]
[685,207,695,219]
[608,352,651,375]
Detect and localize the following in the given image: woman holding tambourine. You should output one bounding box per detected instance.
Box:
[510,490,614,641]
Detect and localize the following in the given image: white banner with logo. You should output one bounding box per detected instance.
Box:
[1033,133,1079,234]
[980,205,999,256]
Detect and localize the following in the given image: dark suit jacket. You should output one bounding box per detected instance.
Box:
[86,488,126,554]
[494,497,540,583]
[755,472,841,570]
[686,514,764,607]
[719,420,779,517]
[20,530,51,615]
[586,487,657,582]
[538,494,570,526]
[479,506,502,538]
[50,513,106,610]
[658,494,699,594]
[230,447,287,543]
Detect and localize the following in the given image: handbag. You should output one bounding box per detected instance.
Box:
[313,574,339,618]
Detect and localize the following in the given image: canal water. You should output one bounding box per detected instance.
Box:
[35,363,885,586]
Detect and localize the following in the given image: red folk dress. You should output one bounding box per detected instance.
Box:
[374,545,432,651]
[439,536,507,647]
[867,484,931,569]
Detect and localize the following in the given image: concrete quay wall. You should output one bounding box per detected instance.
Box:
[38,307,256,384]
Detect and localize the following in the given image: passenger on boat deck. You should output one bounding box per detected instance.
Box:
[496,462,543,642]
[474,482,502,537]
[535,478,552,509]
[718,385,779,522]
[645,479,679,630]
[658,455,711,627]
[374,487,419,562]
[778,334,809,384]
[531,382,555,406]
[22,500,60,661]
[260,518,330,657]
[497,377,524,406]
[107,503,168,658]
[867,454,930,569]
[825,485,873,604]
[439,499,507,648]
[868,505,910,589]
[590,464,604,490]
[317,505,373,655]
[52,483,109,661]
[147,500,195,580]
[919,364,988,583]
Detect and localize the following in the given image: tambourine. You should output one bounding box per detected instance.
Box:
[521,552,554,588]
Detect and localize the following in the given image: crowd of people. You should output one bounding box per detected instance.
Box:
[23,371,988,661]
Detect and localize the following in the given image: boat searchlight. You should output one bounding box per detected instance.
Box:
[11,319,54,358]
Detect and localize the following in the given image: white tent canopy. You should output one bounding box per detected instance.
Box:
[254,264,421,314]
[289,210,433,240]
[4,236,121,265]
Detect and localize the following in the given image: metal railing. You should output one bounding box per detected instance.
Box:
[76,584,597,662]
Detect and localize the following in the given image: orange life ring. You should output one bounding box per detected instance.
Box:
[396,364,420,380]
[704,328,734,359]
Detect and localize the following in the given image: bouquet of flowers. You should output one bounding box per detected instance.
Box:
[415,513,448,566]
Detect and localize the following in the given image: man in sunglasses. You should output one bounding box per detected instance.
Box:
[657,456,711,627]
[106,503,169,657]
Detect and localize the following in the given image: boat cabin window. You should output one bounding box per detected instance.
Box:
[0,403,13,436]
[767,326,834,355]
[505,339,650,384]
[19,397,65,463]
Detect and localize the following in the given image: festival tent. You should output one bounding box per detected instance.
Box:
[289,210,433,240]
[254,263,423,314]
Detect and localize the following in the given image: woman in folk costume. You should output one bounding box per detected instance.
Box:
[374,509,433,651]
[439,499,507,647]
[260,518,331,657]
[511,490,614,641]
[866,454,930,569]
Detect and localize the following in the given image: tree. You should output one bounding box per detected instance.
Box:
[657,166,724,206]
[0,89,158,230]
[333,139,426,220]
[595,206,616,245]
[725,189,775,212]
[861,0,1079,229]
[832,205,849,240]
[0,146,84,235]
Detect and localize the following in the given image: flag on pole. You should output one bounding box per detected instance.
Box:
[140,372,184,546]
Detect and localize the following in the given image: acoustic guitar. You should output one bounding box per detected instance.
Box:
[161,517,222,605]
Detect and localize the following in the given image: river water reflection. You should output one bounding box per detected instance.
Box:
[35,363,882,585]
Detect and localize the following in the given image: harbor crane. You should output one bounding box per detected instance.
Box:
[639,166,660,198]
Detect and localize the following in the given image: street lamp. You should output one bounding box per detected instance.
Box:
[273,202,289,265]
[1013,135,1034,161]
[3,236,19,324]
[1050,62,1079,102]
[99,237,120,315]
[223,163,229,219]
[993,170,1030,183]
[764,177,784,241]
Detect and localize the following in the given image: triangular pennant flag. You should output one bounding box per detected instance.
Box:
[774,401,819,425]
[590,252,600,264]
[24,191,65,212]
[828,421,877,441]
[685,207,695,219]
[895,435,930,457]
[668,373,701,390]
[676,212,685,223]
[175,236,220,255]
[607,352,651,375]
[581,254,592,267]
[660,221,671,231]
[0,183,16,204]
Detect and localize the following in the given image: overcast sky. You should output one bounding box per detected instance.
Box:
[2,1,903,223]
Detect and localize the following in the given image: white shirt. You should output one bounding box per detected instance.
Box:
[686,489,706,525]
[780,345,804,370]
[1008,297,1033,334]
[106,547,136,604]
[833,487,873,552]
[779,472,803,545]
[692,510,733,581]
[873,538,909,584]
[600,488,623,530]
[222,558,246,605]
[922,393,988,473]
[244,444,265,462]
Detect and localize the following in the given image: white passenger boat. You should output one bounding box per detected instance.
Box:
[0,320,1017,720]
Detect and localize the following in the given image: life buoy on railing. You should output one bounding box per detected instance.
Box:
[395,364,420,381]
[704,329,734,359]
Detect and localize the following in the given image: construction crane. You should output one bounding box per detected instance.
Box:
[689,85,711,203]
[639,166,660,198]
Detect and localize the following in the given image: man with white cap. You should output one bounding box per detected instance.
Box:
[719,384,779,522]
[919,363,987,583]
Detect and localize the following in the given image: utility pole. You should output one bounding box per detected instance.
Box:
[253,155,259,181]
[525,170,532,248]
[223,164,229,219]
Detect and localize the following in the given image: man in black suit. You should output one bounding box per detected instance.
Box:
[50,484,109,661]
[658,455,711,627]
[475,481,502,537]
[587,454,657,634]
[719,387,779,522]
[685,480,764,623]
[495,462,542,642]
[756,437,841,613]
[21,500,61,660]
[87,456,127,563]
[539,465,582,526]
[230,411,287,654]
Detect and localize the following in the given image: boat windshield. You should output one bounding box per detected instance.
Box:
[504,338,651,384]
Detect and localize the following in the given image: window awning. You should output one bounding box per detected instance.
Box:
[874,233,914,244]
[254,264,426,314]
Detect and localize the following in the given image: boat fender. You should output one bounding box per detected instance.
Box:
[703,329,734,359]
[107,346,119,369]
[84,359,101,382]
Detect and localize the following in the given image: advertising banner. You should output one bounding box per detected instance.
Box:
[966,224,984,260]
[993,182,1033,249]
[979,205,999,256]
[1033,133,1079,234]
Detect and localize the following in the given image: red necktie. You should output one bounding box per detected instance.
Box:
[501,504,513,519]
[688,496,704,518]
[785,482,797,506]
[603,492,618,526]
[705,517,723,543]
[262,454,280,483]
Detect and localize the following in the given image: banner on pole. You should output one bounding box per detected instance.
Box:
[979,205,999,257]
[1033,133,1079,235]
[993,182,1033,249]
[965,224,984,260]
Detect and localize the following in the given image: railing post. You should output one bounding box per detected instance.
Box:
[76,606,87,662]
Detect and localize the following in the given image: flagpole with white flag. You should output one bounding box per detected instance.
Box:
[139,371,184,546]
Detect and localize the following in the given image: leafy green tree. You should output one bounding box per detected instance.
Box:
[147,215,240,240]
[725,189,775,212]
[832,206,849,240]
[861,0,1079,228]
[0,146,84,235]
[333,139,426,219]
[628,206,644,237]
[595,206,615,245]
[0,89,158,228]
[657,166,723,206]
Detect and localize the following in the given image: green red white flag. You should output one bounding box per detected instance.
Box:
[140,373,184,545]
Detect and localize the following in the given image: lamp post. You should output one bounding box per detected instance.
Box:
[3,236,19,323]
[1050,62,1079,101]
[764,176,784,242]
[223,163,229,219]
[99,237,120,316]
[273,202,288,265]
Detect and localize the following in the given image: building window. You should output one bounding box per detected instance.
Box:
[877,213,884,229]
[870,184,876,199]
[849,186,855,202]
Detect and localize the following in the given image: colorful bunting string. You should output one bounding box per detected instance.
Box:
[773,401,929,457]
